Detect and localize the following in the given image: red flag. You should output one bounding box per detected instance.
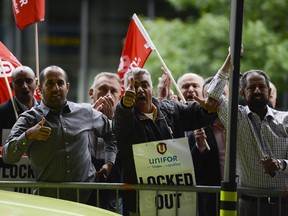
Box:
[118,14,155,92]
[12,0,45,30]
[0,42,22,104]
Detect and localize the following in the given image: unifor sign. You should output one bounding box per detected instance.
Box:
[133,137,196,216]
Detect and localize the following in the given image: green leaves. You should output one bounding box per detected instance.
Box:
[140,0,288,97]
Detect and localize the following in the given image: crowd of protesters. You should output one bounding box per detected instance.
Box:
[0,47,287,216]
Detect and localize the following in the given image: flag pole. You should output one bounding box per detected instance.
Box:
[0,58,18,119]
[34,23,40,80]
[219,0,244,215]
[133,14,186,103]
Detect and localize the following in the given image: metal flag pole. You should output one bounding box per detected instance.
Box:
[220,0,244,215]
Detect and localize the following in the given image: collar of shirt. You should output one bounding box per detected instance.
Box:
[244,105,274,120]
[39,100,71,116]
[142,103,158,122]
[14,96,38,111]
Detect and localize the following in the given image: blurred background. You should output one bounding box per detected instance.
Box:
[1,0,287,110]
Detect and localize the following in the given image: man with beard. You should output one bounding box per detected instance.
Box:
[0,66,38,145]
[207,66,288,216]
[2,65,116,205]
[113,67,218,216]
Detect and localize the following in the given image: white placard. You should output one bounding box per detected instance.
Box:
[1,129,11,145]
[0,144,35,193]
[133,137,196,216]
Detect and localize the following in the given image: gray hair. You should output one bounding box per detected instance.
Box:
[91,72,121,89]
[123,67,153,89]
[177,72,204,88]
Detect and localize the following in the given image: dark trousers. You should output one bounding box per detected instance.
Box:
[197,192,218,216]
[238,195,288,216]
[122,190,138,216]
[92,157,123,214]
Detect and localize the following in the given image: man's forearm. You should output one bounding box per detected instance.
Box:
[2,132,31,164]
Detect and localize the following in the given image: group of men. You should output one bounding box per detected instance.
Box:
[0,48,288,216]
[0,66,122,211]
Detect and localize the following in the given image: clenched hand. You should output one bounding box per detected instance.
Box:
[25,117,51,141]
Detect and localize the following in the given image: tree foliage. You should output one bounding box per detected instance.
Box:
[142,0,288,106]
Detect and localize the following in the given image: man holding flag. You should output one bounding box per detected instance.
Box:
[0,65,38,145]
[113,67,218,215]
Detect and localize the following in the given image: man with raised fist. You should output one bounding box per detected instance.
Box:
[113,67,218,216]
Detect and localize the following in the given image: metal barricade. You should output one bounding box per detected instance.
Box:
[0,181,286,216]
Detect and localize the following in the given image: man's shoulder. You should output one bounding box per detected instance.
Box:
[156,98,177,106]
[156,98,198,112]
[0,99,16,117]
[0,100,17,128]
[156,98,181,114]
[68,101,92,110]
[66,101,94,115]
[0,99,13,112]
[271,109,288,120]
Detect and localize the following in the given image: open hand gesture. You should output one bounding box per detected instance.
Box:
[193,95,219,113]
[92,95,115,119]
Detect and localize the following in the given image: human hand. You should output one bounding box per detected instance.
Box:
[96,162,113,181]
[25,117,51,141]
[261,156,280,177]
[228,45,244,57]
[194,128,207,147]
[92,95,115,120]
[157,67,172,100]
[123,77,136,108]
[193,95,219,113]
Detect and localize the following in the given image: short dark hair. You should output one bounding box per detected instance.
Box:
[39,65,68,85]
[240,70,270,89]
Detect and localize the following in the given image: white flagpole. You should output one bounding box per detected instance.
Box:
[0,58,18,119]
[133,14,186,103]
[34,23,40,80]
